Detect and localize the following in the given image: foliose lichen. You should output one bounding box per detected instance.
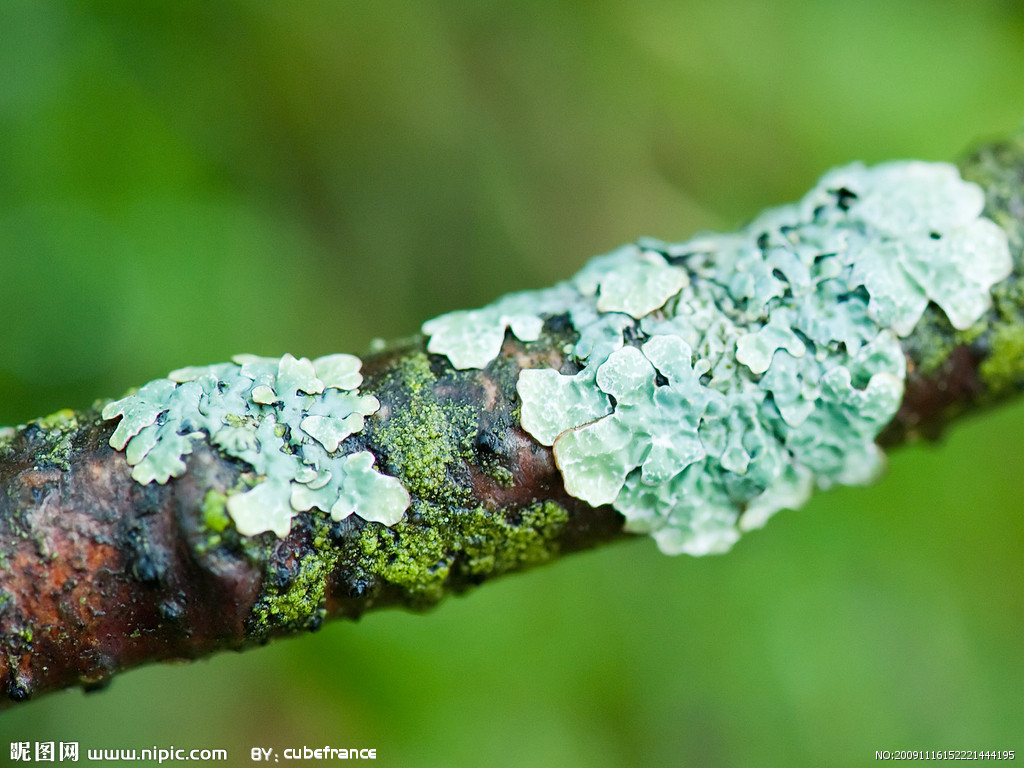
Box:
[102,353,410,537]
[423,160,1012,555]
[422,284,579,370]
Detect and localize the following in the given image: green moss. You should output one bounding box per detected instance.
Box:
[202,490,231,533]
[27,410,79,471]
[352,500,570,608]
[256,553,333,630]
[971,272,1024,399]
[357,516,450,604]
[354,348,569,606]
[901,306,958,375]
[484,465,515,488]
[958,133,1024,401]
[0,427,15,456]
[35,408,79,431]
[248,516,338,637]
[375,352,475,506]
[461,501,570,575]
[979,321,1024,396]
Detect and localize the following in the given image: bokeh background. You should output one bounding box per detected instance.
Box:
[1,2,1022,765]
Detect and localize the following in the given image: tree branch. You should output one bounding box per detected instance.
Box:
[2,130,1023,707]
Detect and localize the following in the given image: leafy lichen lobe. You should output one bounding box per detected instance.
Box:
[101,353,410,538]
[423,160,1012,555]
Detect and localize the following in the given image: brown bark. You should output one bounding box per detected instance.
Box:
[0,335,623,706]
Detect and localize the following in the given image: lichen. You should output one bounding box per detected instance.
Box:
[102,353,410,537]
[422,160,1011,556]
[518,366,611,446]
[591,249,689,318]
[0,427,16,457]
[422,284,578,370]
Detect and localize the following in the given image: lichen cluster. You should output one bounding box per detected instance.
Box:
[100,161,1011,556]
[424,160,1012,555]
[102,353,409,536]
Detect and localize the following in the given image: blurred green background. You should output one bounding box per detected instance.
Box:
[1,1,1022,765]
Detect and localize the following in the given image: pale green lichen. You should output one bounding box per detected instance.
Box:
[102,353,410,537]
[422,284,577,370]
[326,451,411,525]
[518,366,612,446]
[422,160,1012,556]
[592,249,689,318]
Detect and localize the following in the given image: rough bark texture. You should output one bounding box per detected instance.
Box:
[2,131,1023,707]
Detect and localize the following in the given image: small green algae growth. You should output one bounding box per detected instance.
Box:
[27,409,80,471]
[959,131,1024,397]
[35,408,78,432]
[101,353,410,537]
[202,489,231,533]
[374,352,475,507]
[979,321,1024,396]
[352,500,570,607]
[193,488,237,556]
[459,501,569,575]
[899,305,960,376]
[485,465,515,489]
[249,518,339,637]
[246,500,568,633]
[976,279,1024,398]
